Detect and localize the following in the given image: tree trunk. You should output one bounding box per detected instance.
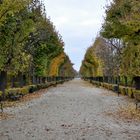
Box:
[32,75,36,84]
[124,76,128,87]
[35,76,38,84]
[133,77,140,90]
[38,77,42,84]
[117,76,120,95]
[0,71,7,99]
[115,77,117,84]
[27,74,31,85]
[23,75,26,86]
[11,76,17,88]
[105,76,108,83]
[18,72,24,88]
[42,77,46,84]
[99,77,103,82]
[112,76,114,84]
[46,77,48,82]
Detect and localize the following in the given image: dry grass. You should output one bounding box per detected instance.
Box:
[20,89,47,102]
[105,104,140,123]
[0,89,48,120]
[117,105,140,122]
[0,112,14,120]
[2,89,47,108]
[100,91,117,96]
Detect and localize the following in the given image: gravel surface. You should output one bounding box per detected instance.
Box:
[0,79,140,140]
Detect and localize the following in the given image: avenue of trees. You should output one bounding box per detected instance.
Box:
[80,0,140,89]
[0,0,75,97]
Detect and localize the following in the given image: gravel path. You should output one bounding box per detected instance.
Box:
[0,79,140,140]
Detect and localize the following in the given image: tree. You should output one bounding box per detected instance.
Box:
[0,0,34,92]
[0,0,30,25]
[0,0,75,96]
[80,43,103,78]
[100,0,140,88]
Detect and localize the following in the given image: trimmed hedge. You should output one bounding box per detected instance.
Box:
[91,81,115,91]
[36,81,57,90]
[6,86,29,99]
[57,80,64,84]
[127,87,134,98]
[0,91,2,99]
[28,85,38,93]
[91,81,101,87]
[0,80,68,101]
[133,90,140,101]
[90,80,137,99]
[119,86,126,95]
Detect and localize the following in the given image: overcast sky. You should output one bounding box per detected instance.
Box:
[44,0,109,71]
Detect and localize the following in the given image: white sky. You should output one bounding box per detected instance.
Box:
[44,0,109,71]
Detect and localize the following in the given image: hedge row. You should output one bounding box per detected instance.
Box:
[0,80,65,101]
[88,80,140,100]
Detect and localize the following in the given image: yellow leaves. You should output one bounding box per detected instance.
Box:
[97,59,103,76]
[59,58,74,77]
[0,112,14,121]
[49,53,66,76]
[121,44,140,76]
[105,104,140,123]
[80,44,103,77]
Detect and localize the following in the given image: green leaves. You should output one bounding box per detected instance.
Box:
[121,44,140,76]
[0,0,74,79]
[101,0,140,44]
[0,0,31,26]
[99,0,140,77]
[80,39,104,77]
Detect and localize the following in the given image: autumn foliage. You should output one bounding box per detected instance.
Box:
[0,0,75,95]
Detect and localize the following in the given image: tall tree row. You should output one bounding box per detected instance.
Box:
[0,0,75,94]
[80,0,140,89]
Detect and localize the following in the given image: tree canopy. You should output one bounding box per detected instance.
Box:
[0,0,75,92]
[81,0,140,80]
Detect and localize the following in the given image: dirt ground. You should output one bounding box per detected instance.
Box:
[0,79,140,140]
